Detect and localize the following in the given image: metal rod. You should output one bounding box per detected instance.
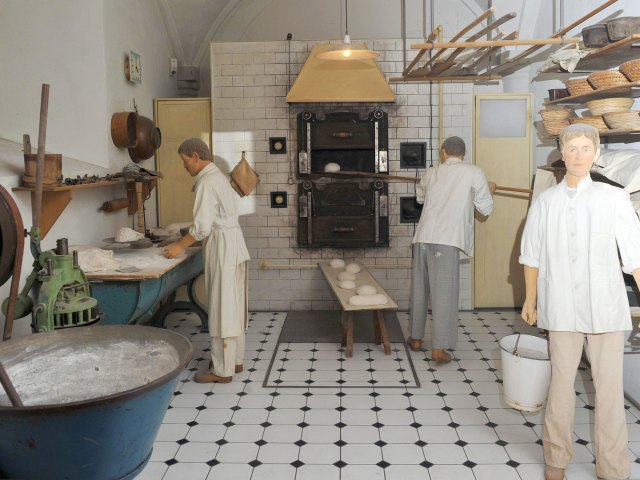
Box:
[0,362,23,407]
[33,84,50,230]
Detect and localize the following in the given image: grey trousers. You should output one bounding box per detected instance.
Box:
[409,243,460,350]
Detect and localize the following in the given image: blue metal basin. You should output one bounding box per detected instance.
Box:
[0,325,192,480]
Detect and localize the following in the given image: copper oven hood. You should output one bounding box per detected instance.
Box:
[286,44,395,104]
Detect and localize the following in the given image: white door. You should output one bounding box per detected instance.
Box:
[473,94,532,308]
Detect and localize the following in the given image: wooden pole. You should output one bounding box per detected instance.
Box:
[135,181,145,234]
[411,37,580,50]
[33,84,50,230]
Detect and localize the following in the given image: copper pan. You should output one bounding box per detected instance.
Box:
[110,112,138,148]
[128,115,161,162]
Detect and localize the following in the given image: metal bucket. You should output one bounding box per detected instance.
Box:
[499,333,551,412]
[0,325,192,480]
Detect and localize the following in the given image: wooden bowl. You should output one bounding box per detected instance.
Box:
[110,112,138,148]
[586,97,634,116]
[602,110,640,130]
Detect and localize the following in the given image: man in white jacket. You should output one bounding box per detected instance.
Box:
[408,136,495,363]
[164,138,250,383]
[520,124,640,480]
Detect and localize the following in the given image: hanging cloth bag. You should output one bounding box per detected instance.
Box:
[230,151,260,197]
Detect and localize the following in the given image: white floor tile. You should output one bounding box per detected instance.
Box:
[423,443,467,464]
[473,464,521,480]
[340,465,385,480]
[175,442,219,462]
[295,464,340,480]
[380,443,425,464]
[257,443,300,463]
[298,443,340,464]
[162,462,211,480]
[427,464,475,480]
[341,443,383,464]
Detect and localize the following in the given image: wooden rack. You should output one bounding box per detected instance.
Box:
[545,82,640,105]
[392,0,619,83]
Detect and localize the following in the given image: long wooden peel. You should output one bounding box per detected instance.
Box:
[426,12,517,76]
[409,7,496,76]
[446,31,509,75]
[33,84,50,231]
[403,27,440,77]
[485,0,618,75]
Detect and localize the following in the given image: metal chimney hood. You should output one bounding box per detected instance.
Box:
[286,44,395,104]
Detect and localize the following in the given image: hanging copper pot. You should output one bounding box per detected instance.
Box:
[110,112,139,148]
[128,115,161,162]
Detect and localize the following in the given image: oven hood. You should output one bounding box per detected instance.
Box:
[286,44,395,104]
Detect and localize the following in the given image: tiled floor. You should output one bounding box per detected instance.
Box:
[138,311,640,480]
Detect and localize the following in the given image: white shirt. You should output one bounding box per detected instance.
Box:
[412,158,494,256]
[519,176,640,333]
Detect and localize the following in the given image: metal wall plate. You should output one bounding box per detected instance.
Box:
[269,137,287,154]
[400,142,427,169]
[270,191,287,208]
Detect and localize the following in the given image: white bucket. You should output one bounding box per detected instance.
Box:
[499,333,551,412]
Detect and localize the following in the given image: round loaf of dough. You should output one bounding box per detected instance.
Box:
[337,271,356,282]
[324,162,341,173]
[115,227,144,243]
[357,284,377,295]
[345,263,361,273]
[338,280,356,290]
[329,259,345,269]
[348,294,388,306]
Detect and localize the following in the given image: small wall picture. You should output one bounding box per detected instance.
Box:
[270,191,287,208]
[269,137,287,154]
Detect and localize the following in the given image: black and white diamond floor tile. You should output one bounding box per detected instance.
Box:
[138,310,640,480]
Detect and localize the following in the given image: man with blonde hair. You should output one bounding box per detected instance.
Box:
[520,123,640,480]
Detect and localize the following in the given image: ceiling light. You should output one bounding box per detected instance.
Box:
[316,0,379,61]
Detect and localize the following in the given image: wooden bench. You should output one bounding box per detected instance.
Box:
[318,261,399,357]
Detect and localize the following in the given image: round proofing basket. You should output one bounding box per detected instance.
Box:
[587,70,629,89]
[569,116,609,132]
[620,59,640,82]
[602,110,640,130]
[586,97,634,116]
[565,78,594,96]
[542,119,571,136]
[539,108,574,121]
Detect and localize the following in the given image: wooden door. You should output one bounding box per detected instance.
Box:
[155,98,212,227]
[473,94,532,308]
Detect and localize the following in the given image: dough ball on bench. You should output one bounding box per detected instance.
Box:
[338,271,356,282]
[345,263,361,273]
[357,284,377,295]
[329,259,345,269]
[338,280,356,290]
[348,294,388,306]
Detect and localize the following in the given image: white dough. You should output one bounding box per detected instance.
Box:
[345,263,361,273]
[329,259,345,269]
[115,227,144,243]
[337,271,356,282]
[324,162,341,172]
[70,245,120,273]
[338,280,356,290]
[357,284,377,295]
[348,294,388,306]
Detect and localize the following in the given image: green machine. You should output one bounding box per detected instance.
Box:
[2,232,100,333]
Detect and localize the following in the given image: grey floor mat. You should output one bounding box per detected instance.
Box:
[277,310,405,344]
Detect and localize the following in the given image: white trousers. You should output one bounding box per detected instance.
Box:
[543,331,629,480]
[210,334,245,377]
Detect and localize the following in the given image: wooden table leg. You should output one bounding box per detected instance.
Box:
[372,311,382,345]
[345,312,354,357]
[341,311,347,347]
[375,310,391,355]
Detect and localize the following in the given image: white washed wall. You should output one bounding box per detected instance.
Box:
[211,40,475,311]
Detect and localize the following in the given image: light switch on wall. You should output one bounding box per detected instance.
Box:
[170,59,178,76]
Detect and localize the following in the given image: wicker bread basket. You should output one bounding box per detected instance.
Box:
[565,78,594,96]
[619,59,640,82]
[587,70,629,89]
[569,116,609,132]
[586,97,634,116]
[539,108,574,121]
[602,111,640,130]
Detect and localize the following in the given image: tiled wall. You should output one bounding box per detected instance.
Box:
[211,40,474,311]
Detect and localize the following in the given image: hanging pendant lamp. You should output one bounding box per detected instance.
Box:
[316,0,379,61]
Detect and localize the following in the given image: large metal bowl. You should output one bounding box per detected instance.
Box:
[0,325,192,480]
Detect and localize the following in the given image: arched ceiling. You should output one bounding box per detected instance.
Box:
[157,0,490,67]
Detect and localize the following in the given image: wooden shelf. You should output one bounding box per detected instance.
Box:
[547,128,640,140]
[11,178,155,239]
[540,35,640,73]
[545,82,640,105]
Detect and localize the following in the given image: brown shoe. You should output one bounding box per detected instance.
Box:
[431,349,452,364]
[193,371,232,383]
[407,338,423,352]
[208,360,243,373]
[544,465,565,480]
